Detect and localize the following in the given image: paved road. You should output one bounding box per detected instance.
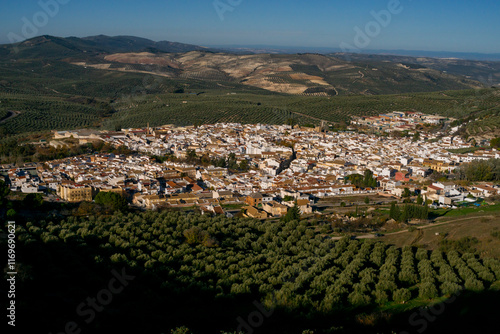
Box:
[0,110,21,124]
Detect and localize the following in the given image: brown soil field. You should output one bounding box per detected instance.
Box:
[380,215,500,258]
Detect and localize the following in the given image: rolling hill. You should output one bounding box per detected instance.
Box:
[0,35,487,96]
[0,35,222,59]
[334,53,500,87]
[75,51,484,96]
[1,35,500,138]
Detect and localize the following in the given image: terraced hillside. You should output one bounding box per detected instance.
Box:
[1,35,485,96]
[1,79,499,136]
[1,35,498,138]
[75,51,483,96]
[334,53,500,86]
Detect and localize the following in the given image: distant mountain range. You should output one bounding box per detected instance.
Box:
[1,35,224,59]
[329,53,500,86]
[1,35,499,96]
[211,45,500,61]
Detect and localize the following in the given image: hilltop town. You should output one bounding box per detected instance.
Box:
[351,111,450,132]
[2,8,500,332]
[2,121,499,220]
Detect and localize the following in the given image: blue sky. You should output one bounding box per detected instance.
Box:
[1,0,499,53]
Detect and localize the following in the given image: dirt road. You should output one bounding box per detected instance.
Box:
[0,110,21,124]
[331,215,497,241]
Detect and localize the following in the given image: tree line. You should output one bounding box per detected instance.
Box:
[456,159,500,182]
[389,202,429,222]
[7,209,499,333]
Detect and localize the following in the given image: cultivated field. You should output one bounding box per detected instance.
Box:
[381,209,500,258]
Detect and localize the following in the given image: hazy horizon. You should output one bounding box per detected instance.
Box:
[2,0,500,54]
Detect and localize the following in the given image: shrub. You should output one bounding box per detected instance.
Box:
[464,279,485,292]
[373,289,389,304]
[348,291,371,306]
[6,209,17,217]
[439,237,479,253]
[393,288,412,303]
[490,231,500,240]
[440,282,462,296]
[419,282,439,299]
[94,191,128,213]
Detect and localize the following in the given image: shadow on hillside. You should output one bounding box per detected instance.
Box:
[5,233,499,334]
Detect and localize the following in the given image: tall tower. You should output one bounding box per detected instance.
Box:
[320,120,328,133]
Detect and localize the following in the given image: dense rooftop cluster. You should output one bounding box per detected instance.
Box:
[2,123,500,217]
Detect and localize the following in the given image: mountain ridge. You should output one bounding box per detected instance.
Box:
[0,34,496,96]
[207,45,500,61]
[0,34,225,59]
